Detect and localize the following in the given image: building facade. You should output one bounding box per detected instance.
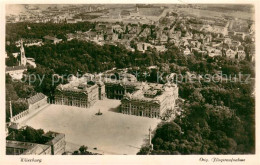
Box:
[6,66,27,80]
[6,140,52,155]
[54,79,105,108]
[53,74,178,119]
[43,35,62,44]
[121,83,178,118]
[43,131,66,155]
[28,93,48,111]
[105,81,139,100]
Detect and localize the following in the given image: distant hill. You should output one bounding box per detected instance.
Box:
[201,4,254,13]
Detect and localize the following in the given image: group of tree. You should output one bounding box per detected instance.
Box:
[5,74,35,122]
[6,126,47,144]
[6,22,95,42]
[72,145,96,155]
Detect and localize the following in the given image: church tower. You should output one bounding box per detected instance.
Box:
[20,40,27,66]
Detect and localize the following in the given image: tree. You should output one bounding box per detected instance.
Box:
[24,127,44,143]
[188,89,205,103]
[79,145,88,154]
[137,146,150,155]
[153,122,182,142]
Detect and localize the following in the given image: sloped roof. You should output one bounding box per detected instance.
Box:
[27,93,46,105]
[23,144,51,155]
[6,140,51,155]
[44,131,65,145]
[6,66,27,72]
[43,35,58,41]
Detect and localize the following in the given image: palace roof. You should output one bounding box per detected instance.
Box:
[123,82,177,103]
[57,77,98,93]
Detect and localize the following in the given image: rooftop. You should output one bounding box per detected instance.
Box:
[43,35,60,41]
[27,93,46,105]
[57,77,98,93]
[6,140,51,155]
[123,82,178,103]
[43,131,65,145]
[6,65,27,72]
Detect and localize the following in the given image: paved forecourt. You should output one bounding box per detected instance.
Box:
[24,99,160,155]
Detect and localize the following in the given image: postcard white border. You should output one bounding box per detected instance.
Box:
[0,0,259,164]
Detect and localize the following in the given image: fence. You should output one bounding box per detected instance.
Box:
[12,109,29,122]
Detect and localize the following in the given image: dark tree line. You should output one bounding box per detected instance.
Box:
[6,74,35,121]
[6,22,95,42]
[7,126,47,144]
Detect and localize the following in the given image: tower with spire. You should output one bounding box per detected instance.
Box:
[20,40,27,66]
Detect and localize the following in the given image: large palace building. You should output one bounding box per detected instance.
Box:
[54,77,105,108]
[54,73,178,118]
[121,82,178,118]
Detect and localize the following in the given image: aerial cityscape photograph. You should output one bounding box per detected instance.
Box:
[4,3,255,157]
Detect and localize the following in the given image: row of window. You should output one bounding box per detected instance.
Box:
[122,104,159,111]
[121,107,159,113]
[122,109,160,118]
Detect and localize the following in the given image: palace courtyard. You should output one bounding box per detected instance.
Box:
[23,99,160,155]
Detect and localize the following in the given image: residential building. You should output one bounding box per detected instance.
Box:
[226,48,236,59]
[183,47,191,55]
[43,35,62,44]
[160,33,168,44]
[6,66,27,80]
[237,50,246,60]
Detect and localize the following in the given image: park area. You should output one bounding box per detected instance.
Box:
[23,99,160,155]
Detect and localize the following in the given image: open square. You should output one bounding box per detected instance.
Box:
[23,99,160,155]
